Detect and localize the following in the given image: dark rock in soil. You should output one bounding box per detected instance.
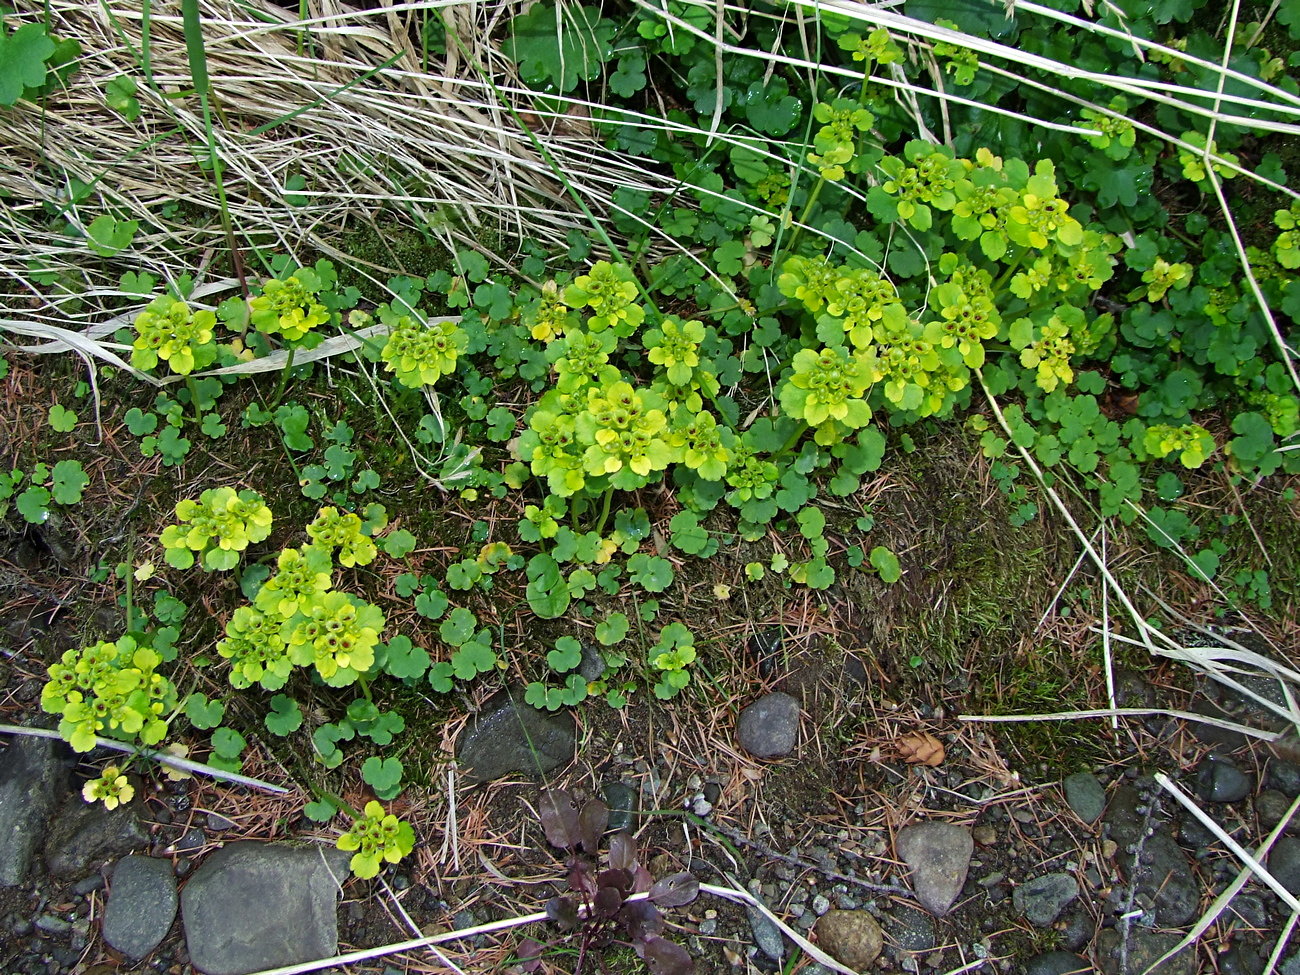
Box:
[1128,830,1199,926]
[1268,760,1300,797]
[896,822,973,918]
[455,688,576,782]
[44,792,148,879]
[102,855,177,960]
[746,628,783,680]
[1195,756,1252,803]
[1062,772,1106,824]
[181,841,350,975]
[736,692,800,758]
[1022,951,1090,975]
[888,903,937,952]
[602,781,637,831]
[1012,872,1078,927]
[1267,836,1300,896]
[0,733,69,886]
[1095,926,1196,975]
[747,905,784,963]
[1104,785,1153,849]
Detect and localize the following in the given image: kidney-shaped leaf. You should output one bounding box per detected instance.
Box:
[636,935,695,975]
[607,829,637,871]
[597,867,631,892]
[578,797,609,853]
[539,789,579,849]
[619,899,664,941]
[649,872,699,908]
[545,895,579,931]
[593,885,624,919]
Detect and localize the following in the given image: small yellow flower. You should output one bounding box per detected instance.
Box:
[83,766,135,810]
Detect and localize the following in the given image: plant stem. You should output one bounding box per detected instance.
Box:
[184,375,204,424]
[595,487,614,536]
[266,346,297,411]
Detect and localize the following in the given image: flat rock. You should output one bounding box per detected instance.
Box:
[736,692,800,758]
[602,782,637,831]
[1268,836,1300,896]
[1013,872,1078,927]
[1062,772,1106,824]
[1023,951,1090,975]
[1103,785,1150,849]
[813,910,882,969]
[896,823,973,917]
[888,904,936,951]
[44,792,148,879]
[747,905,784,963]
[0,733,69,886]
[1127,830,1199,927]
[455,688,576,783]
[1095,926,1195,975]
[181,842,350,975]
[1195,756,1252,803]
[102,855,177,959]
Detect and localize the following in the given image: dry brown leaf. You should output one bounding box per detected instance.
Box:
[896,732,945,767]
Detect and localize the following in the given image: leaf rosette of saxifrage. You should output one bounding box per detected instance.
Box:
[1004,163,1083,251]
[250,268,331,342]
[519,391,589,498]
[378,305,468,388]
[255,545,334,619]
[644,316,706,387]
[131,295,218,376]
[552,329,620,394]
[306,506,377,568]
[725,439,779,504]
[524,280,579,343]
[41,635,177,752]
[674,410,734,481]
[218,606,294,690]
[562,261,645,337]
[161,487,273,571]
[780,346,877,445]
[336,800,415,879]
[285,591,384,687]
[577,381,678,487]
[777,255,841,313]
[1143,423,1215,469]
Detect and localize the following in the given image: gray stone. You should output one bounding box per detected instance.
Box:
[1013,872,1078,927]
[813,910,883,969]
[1195,757,1252,803]
[455,688,576,782]
[36,913,71,935]
[578,642,606,682]
[1063,772,1106,824]
[1095,926,1195,975]
[0,733,68,886]
[1268,761,1300,797]
[897,823,972,918]
[736,692,800,759]
[1219,945,1265,975]
[1256,790,1296,834]
[1127,831,1199,926]
[102,855,177,959]
[746,628,783,680]
[888,903,936,952]
[44,792,148,879]
[181,842,350,975]
[1104,785,1150,848]
[603,781,637,831]
[1267,836,1300,896]
[747,905,784,963]
[1022,951,1090,975]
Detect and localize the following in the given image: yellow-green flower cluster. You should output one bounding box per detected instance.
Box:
[131,295,217,376]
